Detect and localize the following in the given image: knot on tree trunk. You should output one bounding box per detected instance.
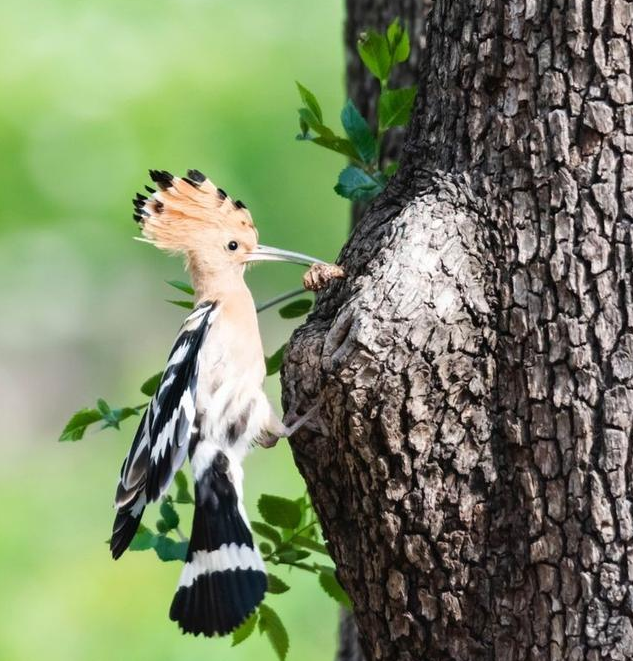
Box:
[283,173,500,660]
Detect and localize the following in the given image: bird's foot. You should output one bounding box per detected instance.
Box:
[283,399,322,437]
[258,432,279,449]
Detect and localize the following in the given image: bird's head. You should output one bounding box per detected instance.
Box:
[133,169,323,284]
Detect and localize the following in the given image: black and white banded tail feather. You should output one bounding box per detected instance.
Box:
[110,301,218,560]
[170,449,267,637]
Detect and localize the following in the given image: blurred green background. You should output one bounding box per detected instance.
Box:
[0,0,348,659]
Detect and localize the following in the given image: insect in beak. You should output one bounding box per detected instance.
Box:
[245,245,327,266]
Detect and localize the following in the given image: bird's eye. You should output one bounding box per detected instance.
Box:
[228,240,239,251]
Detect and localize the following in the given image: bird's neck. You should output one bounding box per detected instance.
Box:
[188,258,250,305]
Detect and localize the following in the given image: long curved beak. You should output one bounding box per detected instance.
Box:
[245,244,327,266]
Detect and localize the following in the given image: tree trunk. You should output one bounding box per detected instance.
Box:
[336,3,432,658]
[285,1,633,660]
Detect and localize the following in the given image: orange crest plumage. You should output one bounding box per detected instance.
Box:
[132,169,258,254]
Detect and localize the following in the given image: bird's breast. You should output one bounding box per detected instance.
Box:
[194,299,268,461]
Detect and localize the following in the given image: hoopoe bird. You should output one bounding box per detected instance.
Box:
[111,168,323,637]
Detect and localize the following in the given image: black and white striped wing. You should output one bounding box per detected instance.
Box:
[115,301,218,508]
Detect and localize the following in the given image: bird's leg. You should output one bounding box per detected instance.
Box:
[283,403,321,437]
[258,401,321,449]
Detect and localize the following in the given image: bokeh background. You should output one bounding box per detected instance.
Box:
[0,1,348,659]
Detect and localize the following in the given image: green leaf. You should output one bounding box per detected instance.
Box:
[334,166,386,202]
[265,344,287,376]
[386,18,410,64]
[384,161,399,177]
[297,108,336,141]
[258,494,302,530]
[101,406,142,430]
[298,107,322,134]
[278,299,312,319]
[258,604,289,661]
[97,398,124,430]
[153,536,188,562]
[386,18,403,49]
[59,408,102,441]
[341,100,377,164]
[259,541,273,555]
[232,611,258,646]
[97,398,112,417]
[294,535,329,556]
[166,279,194,296]
[159,499,180,531]
[167,300,194,310]
[267,573,291,594]
[140,371,163,397]
[298,115,310,139]
[251,521,283,546]
[174,470,194,504]
[357,29,391,82]
[296,82,323,123]
[319,569,352,610]
[276,548,311,564]
[129,525,157,551]
[310,136,359,160]
[378,87,416,130]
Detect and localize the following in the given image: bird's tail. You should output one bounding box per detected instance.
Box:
[170,448,266,637]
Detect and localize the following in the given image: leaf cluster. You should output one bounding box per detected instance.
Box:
[296,18,415,202]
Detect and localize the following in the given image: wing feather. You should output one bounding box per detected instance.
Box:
[114,300,218,508]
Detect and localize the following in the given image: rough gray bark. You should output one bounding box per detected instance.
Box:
[336,3,432,657]
[285,1,633,660]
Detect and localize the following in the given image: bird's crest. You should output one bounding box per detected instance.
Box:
[133,169,258,253]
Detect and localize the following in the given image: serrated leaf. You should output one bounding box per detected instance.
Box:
[267,573,291,594]
[319,569,352,610]
[159,500,180,530]
[59,408,103,442]
[378,87,416,130]
[278,299,312,319]
[294,535,329,556]
[258,604,289,661]
[153,536,188,562]
[174,470,194,504]
[265,344,287,376]
[140,371,163,397]
[129,524,157,551]
[334,166,385,202]
[97,398,112,417]
[357,29,391,81]
[166,279,194,296]
[386,18,410,64]
[258,494,302,530]
[296,82,323,123]
[341,100,377,164]
[232,611,258,646]
[167,300,194,310]
[251,521,283,546]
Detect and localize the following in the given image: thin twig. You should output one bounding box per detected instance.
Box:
[256,288,306,313]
